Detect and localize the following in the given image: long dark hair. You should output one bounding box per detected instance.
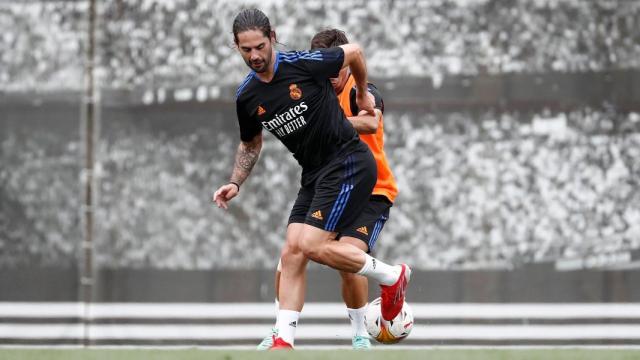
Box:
[232,8,272,44]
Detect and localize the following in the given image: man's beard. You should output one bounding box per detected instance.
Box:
[247,54,270,73]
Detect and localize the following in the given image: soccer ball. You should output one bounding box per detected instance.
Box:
[364,297,414,344]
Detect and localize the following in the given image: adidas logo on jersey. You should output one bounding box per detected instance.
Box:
[311,210,323,220]
[356,226,369,236]
[257,105,266,116]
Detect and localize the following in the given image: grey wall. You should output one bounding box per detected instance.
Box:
[2,265,639,303]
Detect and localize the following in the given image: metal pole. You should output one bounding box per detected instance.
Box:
[81,0,97,348]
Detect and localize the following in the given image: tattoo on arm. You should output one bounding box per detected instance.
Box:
[230,135,262,186]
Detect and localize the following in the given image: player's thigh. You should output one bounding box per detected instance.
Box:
[339,235,368,252]
[338,195,391,253]
[298,223,337,255]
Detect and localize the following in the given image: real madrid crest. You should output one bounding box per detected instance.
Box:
[289,84,302,100]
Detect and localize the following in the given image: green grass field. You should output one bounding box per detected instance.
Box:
[1,349,640,360]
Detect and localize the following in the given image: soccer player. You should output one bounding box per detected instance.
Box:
[257,28,397,350]
[213,9,411,349]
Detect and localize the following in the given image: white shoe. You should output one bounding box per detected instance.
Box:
[352,335,372,350]
[256,328,278,350]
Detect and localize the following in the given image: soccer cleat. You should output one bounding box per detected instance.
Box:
[269,336,293,350]
[379,264,412,321]
[352,335,372,350]
[256,328,278,350]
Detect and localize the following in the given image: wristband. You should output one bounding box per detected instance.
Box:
[229,182,240,192]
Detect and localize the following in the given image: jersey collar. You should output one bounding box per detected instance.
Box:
[274,51,280,74]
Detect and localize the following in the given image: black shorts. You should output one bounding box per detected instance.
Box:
[288,147,376,233]
[337,195,392,253]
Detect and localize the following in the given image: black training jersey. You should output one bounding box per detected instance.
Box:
[235,47,363,184]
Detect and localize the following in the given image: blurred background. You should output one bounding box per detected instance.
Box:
[1,0,640,346]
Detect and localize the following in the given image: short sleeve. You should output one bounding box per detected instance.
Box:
[349,83,385,115]
[236,101,262,142]
[298,47,345,82]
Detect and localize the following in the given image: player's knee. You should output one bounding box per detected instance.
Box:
[281,240,300,258]
[281,244,305,267]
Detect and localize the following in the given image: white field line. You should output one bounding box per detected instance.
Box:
[2,303,640,319]
[2,324,640,340]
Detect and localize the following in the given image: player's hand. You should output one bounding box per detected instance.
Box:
[356,89,375,116]
[358,108,382,123]
[213,183,239,210]
[366,91,376,104]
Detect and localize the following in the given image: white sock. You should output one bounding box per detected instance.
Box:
[275,309,299,346]
[274,298,279,329]
[357,253,400,286]
[347,305,368,337]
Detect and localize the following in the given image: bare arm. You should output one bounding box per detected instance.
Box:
[213,133,262,209]
[347,108,382,134]
[230,133,263,186]
[339,43,375,115]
